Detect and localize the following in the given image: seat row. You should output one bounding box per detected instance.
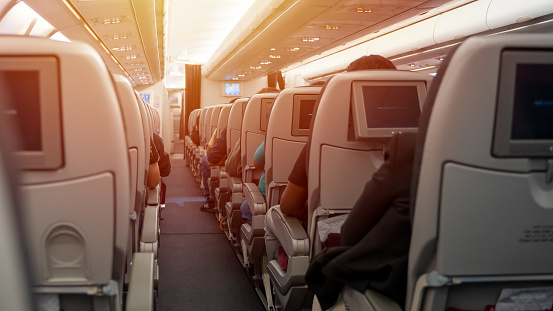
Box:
[185,33,553,311]
[0,37,163,310]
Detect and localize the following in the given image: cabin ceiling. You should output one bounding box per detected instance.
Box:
[65,0,163,87]
[69,0,457,85]
[202,0,456,81]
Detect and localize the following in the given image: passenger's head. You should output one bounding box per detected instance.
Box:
[346,55,396,71]
[257,87,280,94]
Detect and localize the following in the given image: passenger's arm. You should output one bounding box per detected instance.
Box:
[280,145,308,218]
[148,162,161,188]
[207,129,227,166]
[253,141,265,170]
[279,181,308,218]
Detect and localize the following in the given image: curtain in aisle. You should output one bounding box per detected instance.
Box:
[180,64,202,139]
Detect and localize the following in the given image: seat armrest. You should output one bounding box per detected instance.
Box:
[269,206,309,257]
[141,206,159,244]
[243,182,266,216]
[210,166,220,179]
[125,252,154,311]
[229,177,242,193]
[146,185,160,206]
[218,178,228,192]
[244,165,255,183]
[268,181,287,208]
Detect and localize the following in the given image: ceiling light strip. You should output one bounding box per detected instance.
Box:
[410,65,436,72]
[59,0,135,84]
[282,0,477,73]
[59,0,82,21]
[208,0,302,77]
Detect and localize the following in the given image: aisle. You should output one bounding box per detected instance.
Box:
[157,140,264,311]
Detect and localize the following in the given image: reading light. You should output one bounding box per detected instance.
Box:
[269,55,281,59]
[357,7,372,13]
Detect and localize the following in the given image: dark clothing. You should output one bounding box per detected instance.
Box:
[288,144,308,188]
[190,126,200,145]
[207,128,227,165]
[153,133,171,177]
[149,137,159,164]
[305,132,417,309]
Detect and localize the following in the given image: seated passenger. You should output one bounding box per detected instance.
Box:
[265,55,398,259]
[240,141,265,223]
[305,132,417,309]
[201,127,227,212]
[154,133,171,178]
[190,123,200,146]
[148,136,161,188]
[153,133,171,220]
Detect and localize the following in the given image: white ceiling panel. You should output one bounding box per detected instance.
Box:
[166,0,255,64]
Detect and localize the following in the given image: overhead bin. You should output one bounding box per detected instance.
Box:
[434,0,491,44]
[342,41,372,68]
[204,0,341,80]
[487,0,553,29]
[204,0,287,75]
[368,16,439,57]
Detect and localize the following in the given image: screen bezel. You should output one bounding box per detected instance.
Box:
[0,56,63,170]
[351,80,427,139]
[292,94,318,136]
[222,82,243,97]
[260,97,275,131]
[493,49,553,158]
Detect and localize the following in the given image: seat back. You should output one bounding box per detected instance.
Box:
[408,34,553,311]
[241,92,279,183]
[203,106,215,147]
[210,105,223,139]
[134,91,153,186]
[144,102,160,136]
[198,107,208,146]
[0,78,35,311]
[113,75,147,215]
[218,104,232,136]
[265,86,321,207]
[226,98,249,157]
[308,70,432,251]
[1,37,131,305]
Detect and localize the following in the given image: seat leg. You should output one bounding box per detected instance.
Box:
[263,254,275,311]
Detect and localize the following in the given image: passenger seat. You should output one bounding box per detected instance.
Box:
[406,33,553,311]
[1,37,154,310]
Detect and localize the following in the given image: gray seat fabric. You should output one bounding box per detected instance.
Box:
[223,98,249,241]
[268,70,432,310]
[0,87,34,311]
[407,34,553,311]
[1,37,135,310]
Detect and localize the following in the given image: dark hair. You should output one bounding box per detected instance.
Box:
[257,87,280,94]
[229,98,239,104]
[346,55,396,71]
